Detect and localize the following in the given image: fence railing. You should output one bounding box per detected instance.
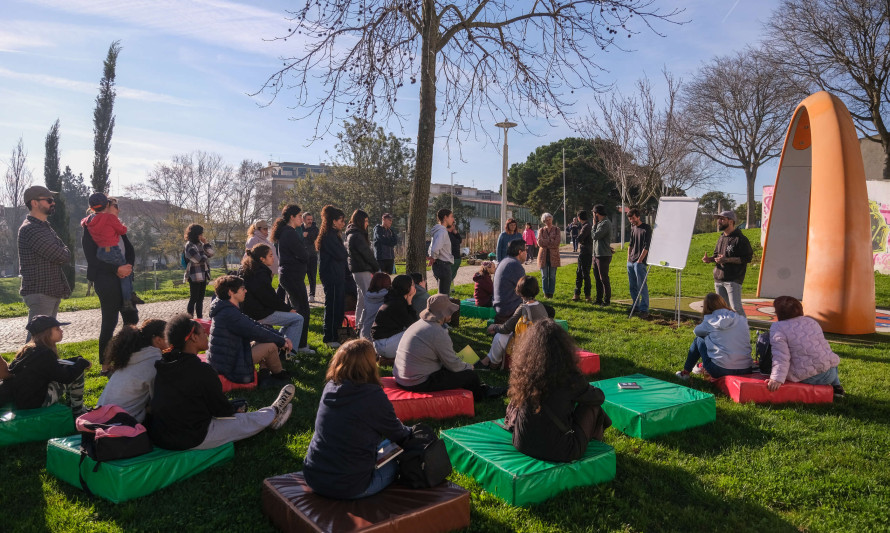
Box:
[391,230,502,261]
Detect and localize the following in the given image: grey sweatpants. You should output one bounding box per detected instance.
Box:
[193,407,276,450]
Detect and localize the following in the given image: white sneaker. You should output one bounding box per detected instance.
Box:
[675,370,691,381]
[297,346,316,354]
[325,341,341,349]
[691,363,704,375]
[272,384,296,413]
[270,404,293,430]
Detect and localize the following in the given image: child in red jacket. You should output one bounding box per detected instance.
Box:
[473,261,495,307]
[82,193,142,309]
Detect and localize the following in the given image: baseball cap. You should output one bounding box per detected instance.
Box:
[23,186,58,205]
[26,315,70,336]
[715,210,737,222]
[89,192,110,210]
[420,294,459,322]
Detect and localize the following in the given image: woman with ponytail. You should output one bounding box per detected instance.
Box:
[241,243,304,350]
[317,205,348,348]
[272,204,313,354]
[97,319,167,422]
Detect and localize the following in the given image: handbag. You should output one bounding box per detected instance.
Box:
[397,423,452,488]
[755,331,773,374]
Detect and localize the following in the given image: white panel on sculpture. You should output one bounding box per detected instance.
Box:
[646,197,700,270]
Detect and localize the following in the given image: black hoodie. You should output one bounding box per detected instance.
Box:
[345,223,380,274]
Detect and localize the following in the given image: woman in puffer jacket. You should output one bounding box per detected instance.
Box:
[766,295,844,397]
[676,293,753,380]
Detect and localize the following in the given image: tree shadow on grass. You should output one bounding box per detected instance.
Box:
[651,406,774,457]
[0,443,49,531]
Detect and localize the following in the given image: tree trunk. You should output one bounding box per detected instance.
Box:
[745,167,757,228]
[406,1,438,277]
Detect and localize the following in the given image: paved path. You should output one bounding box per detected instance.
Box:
[0,246,579,353]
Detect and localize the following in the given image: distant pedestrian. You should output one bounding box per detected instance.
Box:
[272,204,314,354]
[183,224,214,319]
[317,205,348,348]
[537,213,561,299]
[345,209,380,337]
[591,205,613,306]
[18,185,71,336]
[522,222,538,263]
[448,222,463,281]
[569,216,581,251]
[572,211,592,302]
[427,208,454,296]
[496,218,523,262]
[373,213,398,274]
[302,212,319,303]
[626,208,651,318]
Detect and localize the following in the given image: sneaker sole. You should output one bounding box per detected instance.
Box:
[270,403,293,430]
[272,384,296,412]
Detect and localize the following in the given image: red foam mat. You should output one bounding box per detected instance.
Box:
[197,354,258,393]
[713,374,833,404]
[381,377,474,421]
[195,318,212,333]
[504,350,600,374]
[343,311,356,329]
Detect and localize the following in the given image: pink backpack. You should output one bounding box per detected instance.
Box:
[76,405,152,463]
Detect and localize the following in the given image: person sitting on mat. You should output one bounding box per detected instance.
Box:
[409,272,430,314]
[302,339,412,499]
[240,243,304,354]
[0,316,90,415]
[493,239,527,324]
[393,294,506,401]
[206,275,292,387]
[676,293,754,380]
[473,261,495,308]
[766,295,845,397]
[96,319,167,423]
[504,320,611,462]
[360,272,392,340]
[371,275,418,363]
[476,275,548,370]
[147,314,294,450]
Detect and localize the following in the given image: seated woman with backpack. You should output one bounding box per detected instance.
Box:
[147,314,295,450]
[0,316,90,415]
[360,272,392,340]
[766,295,845,397]
[371,275,419,362]
[302,339,411,499]
[475,275,548,370]
[675,293,754,380]
[97,319,167,423]
[504,320,611,462]
[473,261,495,307]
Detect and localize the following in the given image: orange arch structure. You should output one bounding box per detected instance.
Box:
[758,91,875,334]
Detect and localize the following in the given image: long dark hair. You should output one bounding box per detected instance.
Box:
[349,209,370,241]
[105,319,167,370]
[271,204,301,243]
[241,243,271,278]
[508,320,581,414]
[184,224,203,244]
[316,204,345,252]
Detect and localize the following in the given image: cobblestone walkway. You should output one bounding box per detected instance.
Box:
[0,246,578,353]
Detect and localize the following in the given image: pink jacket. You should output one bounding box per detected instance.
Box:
[522,228,537,247]
[82,212,127,248]
[769,316,840,383]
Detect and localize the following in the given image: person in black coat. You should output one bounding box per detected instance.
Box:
[373,213,398,274]
[241,244,304,351]
[345,209,380,338]
[271,204,313,353]
[302,213,320,302]
[371,275,418,360]
[504,320,611,462]
[82,208,138,373]
[317,205,349,348]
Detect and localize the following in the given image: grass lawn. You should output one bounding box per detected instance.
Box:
[1,230,889,532]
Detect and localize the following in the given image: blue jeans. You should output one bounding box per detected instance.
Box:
[321,276,345,343]
[684,336,752,378]
[627,262,649,313]
[259,311,304,347]
[715,281,745,317]
[97,246,132,303]
[800,366,841,387]
[349,453,398,499]
[541,266,557,296]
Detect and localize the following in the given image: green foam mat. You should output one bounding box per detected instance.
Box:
[591,373,716,439]
[460,299,496,320]
[46,435,234,503]
[0,404,75,447]
[441,420,616,506]
[486,318,568,330]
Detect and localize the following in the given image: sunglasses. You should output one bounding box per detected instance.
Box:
[38,197,55,204]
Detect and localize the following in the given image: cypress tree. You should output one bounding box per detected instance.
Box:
[91,40,121,193]
[44,119,75,288]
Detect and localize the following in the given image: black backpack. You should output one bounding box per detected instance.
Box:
[75,405,153,495]
[755,332,773,375]
[397,423,452,489]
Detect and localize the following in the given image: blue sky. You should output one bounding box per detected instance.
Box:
[1,0,780,205]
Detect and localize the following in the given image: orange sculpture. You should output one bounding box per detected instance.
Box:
[758,91,876,334]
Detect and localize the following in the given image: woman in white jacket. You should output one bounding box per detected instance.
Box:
[97,319,167,422]
[676,293,753,380]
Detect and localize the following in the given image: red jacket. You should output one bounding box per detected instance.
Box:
[82,212,127,248]
[473,271,494,307]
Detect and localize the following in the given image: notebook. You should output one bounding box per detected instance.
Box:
[376,439,404,469]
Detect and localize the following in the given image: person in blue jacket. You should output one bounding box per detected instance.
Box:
[317,205,348,348]
[303,339,411,499]
[206,275,292,387]
[496,218,524,262]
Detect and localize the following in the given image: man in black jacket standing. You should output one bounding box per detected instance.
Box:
[703,210,753,317]
[572,211,593,302]
[373,213,397,274]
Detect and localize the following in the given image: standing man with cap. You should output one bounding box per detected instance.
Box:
[703,210,753,317]
[374,213,398,275]
[18,185,71,336]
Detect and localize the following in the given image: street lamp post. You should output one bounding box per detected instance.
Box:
[495,120,517,233]
[450,171,456,212]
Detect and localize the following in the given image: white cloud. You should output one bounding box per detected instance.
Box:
[0,67,198,106]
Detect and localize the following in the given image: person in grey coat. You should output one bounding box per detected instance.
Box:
[591,204,613,306]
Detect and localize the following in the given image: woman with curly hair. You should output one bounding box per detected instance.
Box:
[504,320,611,462]
[272,204,313,354]
[316,205,348,348]
[183,223,214,318]
[97,319,167,422]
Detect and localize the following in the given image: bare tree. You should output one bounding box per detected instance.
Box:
[257,0,680,273]
[4,138,34,271]
[765,0,890,178]
[681,48,806,227]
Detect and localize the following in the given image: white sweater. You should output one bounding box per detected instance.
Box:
[97,346,162,423]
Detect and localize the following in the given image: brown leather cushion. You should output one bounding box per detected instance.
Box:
[262,472,470,533]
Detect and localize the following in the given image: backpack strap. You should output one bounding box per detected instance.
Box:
[78,452,96,498]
